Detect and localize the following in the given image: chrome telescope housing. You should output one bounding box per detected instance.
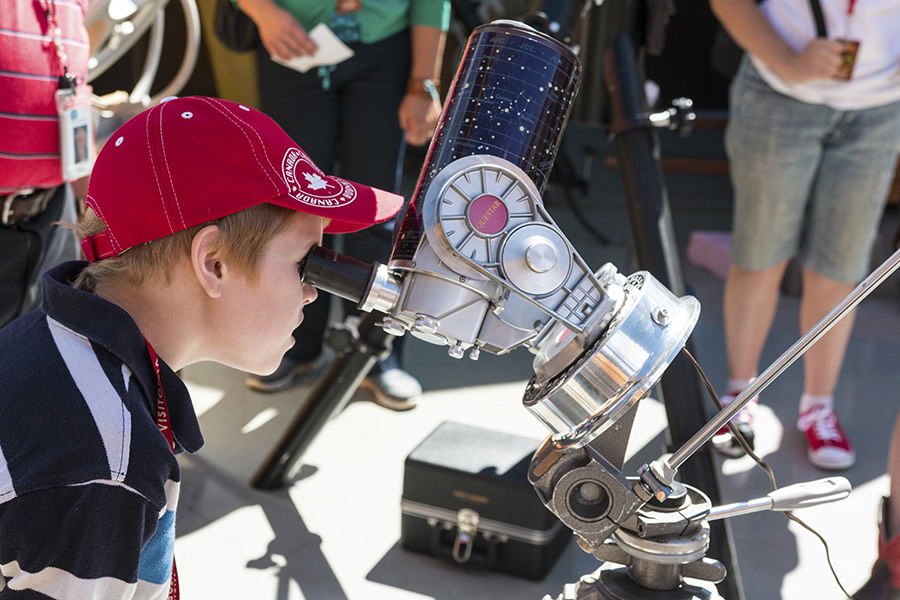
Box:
[294,24,866,594]
[302,20,700,450]
[292,20,859,596]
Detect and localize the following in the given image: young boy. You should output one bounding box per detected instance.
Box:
[0,96,403,599]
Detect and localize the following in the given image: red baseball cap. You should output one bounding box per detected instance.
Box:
[81,96,405,262]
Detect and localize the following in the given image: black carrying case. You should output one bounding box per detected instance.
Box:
[400,421,571,580]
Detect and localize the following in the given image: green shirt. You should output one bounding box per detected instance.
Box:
[278,0,450,44]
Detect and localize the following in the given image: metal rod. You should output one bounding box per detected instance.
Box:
[706,498,772,522]
[129,9,164,104]
[668,246,900,471]
[150,0,201,105]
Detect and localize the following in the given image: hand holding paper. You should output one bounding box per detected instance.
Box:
[271,24,354,73]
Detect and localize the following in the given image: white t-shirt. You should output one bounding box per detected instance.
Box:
[750,0,900,110]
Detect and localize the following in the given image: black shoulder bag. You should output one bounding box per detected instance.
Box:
[214,0,261,53]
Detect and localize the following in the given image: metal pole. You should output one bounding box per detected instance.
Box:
[604,33,745,600]
[668,246,900,472]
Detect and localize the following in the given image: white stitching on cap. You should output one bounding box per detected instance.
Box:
[115,136,123,147]
[159,101,187,228]
[86,194,122,253]
[146,104,175,233]
[217,99,281,186]
[198,97,280,194]
[198,98,278,192]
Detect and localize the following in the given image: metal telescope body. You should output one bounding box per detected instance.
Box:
[297,19,868,597]
[368,21,698,453]
[305,19,699,552]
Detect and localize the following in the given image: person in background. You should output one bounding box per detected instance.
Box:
[856,411,900,599]
[0,0,98,327]
[709,0,900,470]
[239,0,449,410]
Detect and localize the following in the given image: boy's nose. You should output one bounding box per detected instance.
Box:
[302,284,318,306]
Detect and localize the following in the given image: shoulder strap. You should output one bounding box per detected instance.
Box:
[808,0,828,38]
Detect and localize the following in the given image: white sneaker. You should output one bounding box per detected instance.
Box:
[361,368,422,412]
[711,393,758,458]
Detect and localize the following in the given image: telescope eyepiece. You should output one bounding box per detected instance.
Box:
[300,245,374,306]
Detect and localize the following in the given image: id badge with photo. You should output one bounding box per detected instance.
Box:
[56,83,95,181]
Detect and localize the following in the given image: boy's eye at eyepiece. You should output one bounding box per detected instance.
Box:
[297,246,318,278]
[299,245,375,306]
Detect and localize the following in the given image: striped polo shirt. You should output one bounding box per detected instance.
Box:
[0,262,204,599]
[0,0,90,193]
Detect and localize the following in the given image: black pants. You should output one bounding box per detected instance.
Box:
[0,185,78,327]
[257,29,411,370]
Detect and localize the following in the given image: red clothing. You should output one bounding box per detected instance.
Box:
[0,0,90,192]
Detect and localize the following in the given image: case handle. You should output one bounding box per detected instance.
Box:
[452,508,480,563]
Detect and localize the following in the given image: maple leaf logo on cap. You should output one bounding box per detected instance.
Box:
[303,172,333,191]
[282,147,356,208]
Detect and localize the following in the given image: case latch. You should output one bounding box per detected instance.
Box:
[451,508,480,563]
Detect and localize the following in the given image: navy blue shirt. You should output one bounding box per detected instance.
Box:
[0,261,203,598]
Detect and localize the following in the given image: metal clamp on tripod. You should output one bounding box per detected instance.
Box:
[541,476,850,599]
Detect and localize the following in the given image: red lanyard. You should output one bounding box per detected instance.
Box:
[147,341,175,452]
[145,340,181,600]
[847,0,858,16]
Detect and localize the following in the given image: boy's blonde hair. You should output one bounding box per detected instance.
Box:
[71,203,298,293]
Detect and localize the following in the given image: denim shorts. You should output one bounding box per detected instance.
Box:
[725,58,900,284]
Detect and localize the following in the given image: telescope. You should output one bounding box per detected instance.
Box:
[279,20,899,598]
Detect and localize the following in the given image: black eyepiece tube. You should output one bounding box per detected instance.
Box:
[300,245,375,306]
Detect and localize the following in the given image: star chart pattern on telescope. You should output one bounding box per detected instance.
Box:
[391,24,581,263]
[433,34,579,192]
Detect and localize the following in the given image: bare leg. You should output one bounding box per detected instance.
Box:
[723,262,789,380]
[798,268,856,396]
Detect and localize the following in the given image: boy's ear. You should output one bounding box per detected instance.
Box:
[191,225,225,298]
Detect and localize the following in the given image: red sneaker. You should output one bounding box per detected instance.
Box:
[797,405,855,470]
[711,393,758,458]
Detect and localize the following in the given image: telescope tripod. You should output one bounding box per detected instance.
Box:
[535,239,900,599]
[547,481,724,600]
[542,470,849,600]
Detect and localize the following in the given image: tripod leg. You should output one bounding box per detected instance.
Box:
[250,311,394,490]
[603,34,744,600]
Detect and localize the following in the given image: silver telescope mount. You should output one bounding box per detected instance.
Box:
[348,152,871,598]
[543,477,852,599]
[289,20,900,596]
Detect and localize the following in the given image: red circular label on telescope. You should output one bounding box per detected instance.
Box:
[467,194,508,236]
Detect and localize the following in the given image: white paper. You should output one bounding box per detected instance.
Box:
[271,24,354,74]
